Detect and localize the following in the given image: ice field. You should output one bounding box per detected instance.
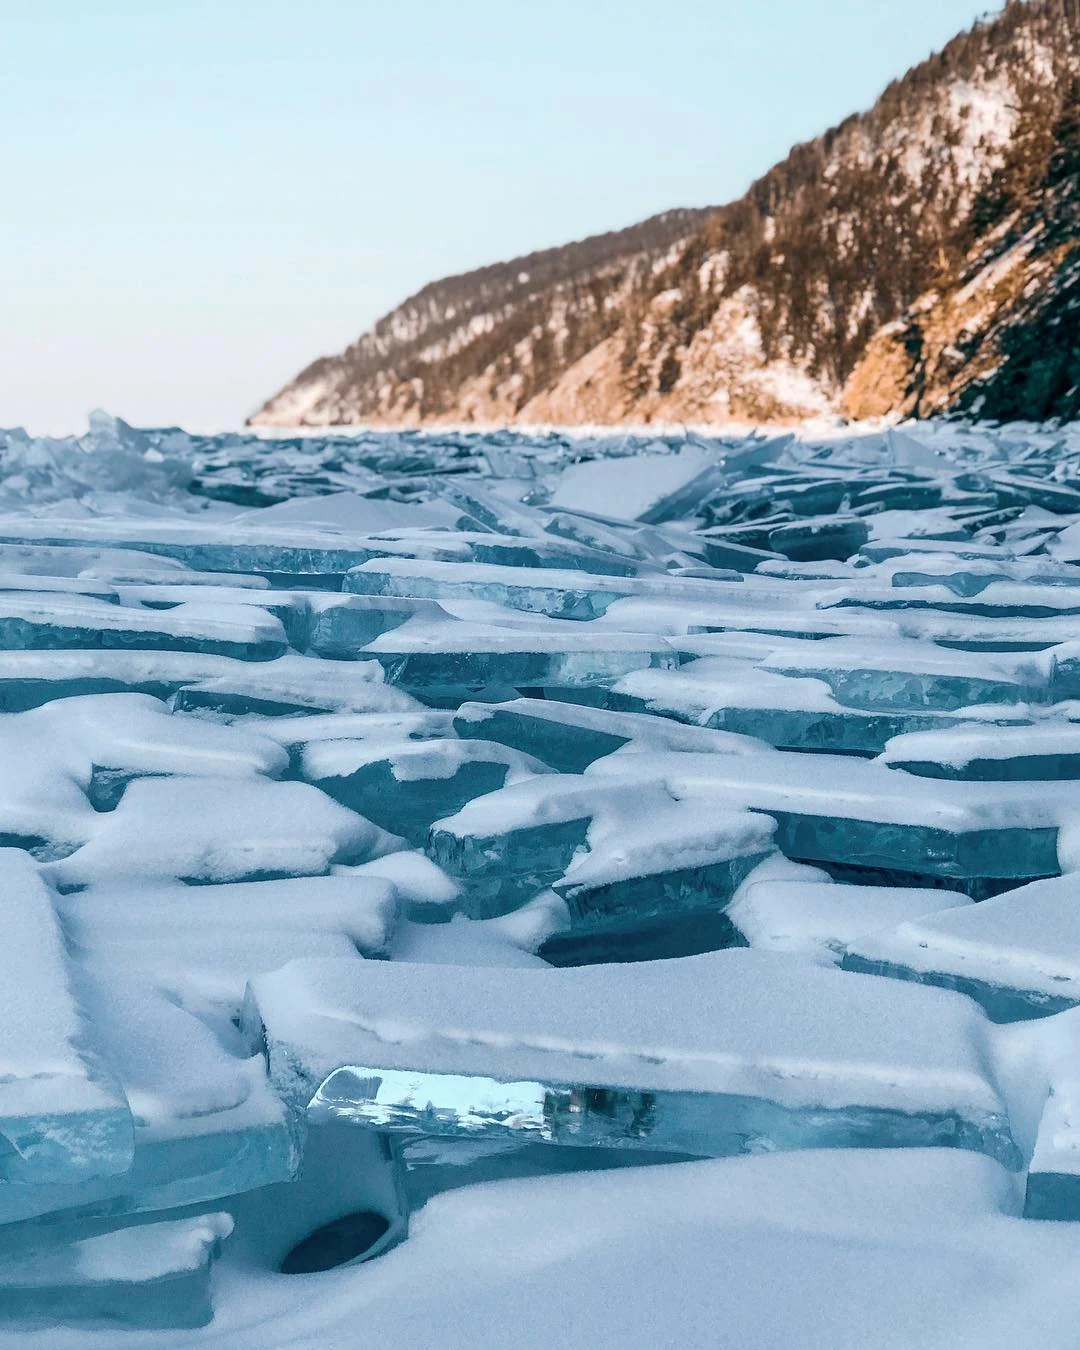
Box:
[11,413,1080,1343]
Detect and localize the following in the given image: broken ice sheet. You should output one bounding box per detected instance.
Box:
[345,555,746,621]
[427,775,679,917]
[9,417,1080,1334]
[170,651,417,717]
[551,799,774,935]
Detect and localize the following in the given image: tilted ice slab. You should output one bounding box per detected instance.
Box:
[246,951,1018,1165]
[0,852,131,1185]
[843,875,1080,1022]
[548,446,725,523]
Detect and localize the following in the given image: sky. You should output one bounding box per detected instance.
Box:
[1,0,1002,434]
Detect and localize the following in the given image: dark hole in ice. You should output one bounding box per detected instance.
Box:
[279,1211,391,1274]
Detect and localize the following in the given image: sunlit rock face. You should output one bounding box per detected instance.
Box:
[253,7,1080,431]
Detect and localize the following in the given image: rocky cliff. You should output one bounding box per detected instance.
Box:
[252,0,1080,428]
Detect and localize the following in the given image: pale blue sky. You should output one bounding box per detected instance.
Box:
[2,0,1000,433]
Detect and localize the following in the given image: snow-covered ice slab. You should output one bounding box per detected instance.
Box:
[302,737,549,845]
[428,775,680,917]
[453,697,768,772]
[585,748,1080,885]
[0,650,245,712]
[0,979,295,1230]
[58,874,398,1018]
[548,445,725,522]
[547,800,774,962]
[345,556,745,620]
[0,516,468,584]
[47,777,392,887]
[605,657,1031,755]
[365,618,679,694]
[169,652,416,717]
[0,1213,232,1329]
[0,593,286,660]
[880,720,1080,780]
[844,874,1080,1021]
[332,528,643,576]
[0,852,131,1185]
[754,635,1048,710]
[247,951,1019,1166]
[726,856,973,963]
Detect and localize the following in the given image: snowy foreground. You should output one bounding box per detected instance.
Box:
[10,414,1080,1344]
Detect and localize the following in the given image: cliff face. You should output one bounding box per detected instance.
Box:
[252,1,1080,429]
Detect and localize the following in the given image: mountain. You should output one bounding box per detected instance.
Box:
[251,0,1080,429]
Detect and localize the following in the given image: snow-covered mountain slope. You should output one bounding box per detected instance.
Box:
[251,0,1080,428]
